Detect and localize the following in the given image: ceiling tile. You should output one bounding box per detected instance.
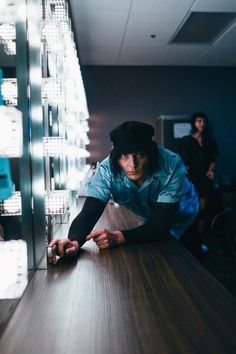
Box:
[69,0,236,66]
[118,45,165,65]
[157,44,209,65]
[70,0,132,11]
[78,45,120,65]
[75,10,129,45]
[123,0,195,44]
[131,0,194,11]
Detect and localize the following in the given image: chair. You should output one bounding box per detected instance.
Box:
[211,208,236,262]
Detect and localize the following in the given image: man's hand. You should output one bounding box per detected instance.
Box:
[206,162,216,180]
[86,228,125,249]
[48,239,79,264]
[206,170,215,180]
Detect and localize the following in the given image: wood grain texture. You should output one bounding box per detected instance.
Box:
[0,299,19,335]
[0,203,236,354]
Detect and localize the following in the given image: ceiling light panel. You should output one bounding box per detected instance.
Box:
[171,12,236,44]
[157,44,209,65]
[195,45,236,66]
[213,21,236,46]
[191,0,236,13]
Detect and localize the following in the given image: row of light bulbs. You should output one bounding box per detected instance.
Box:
[0,106,90,158]
[0,190,69,216]
[0,0,91,217]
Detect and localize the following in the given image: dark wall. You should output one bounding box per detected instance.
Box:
[82,66,236,183]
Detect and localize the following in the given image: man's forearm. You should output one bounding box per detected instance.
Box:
[122,222,171,244]
[68,197,107,247]
[122,202,179,245]
[208,162,216,173]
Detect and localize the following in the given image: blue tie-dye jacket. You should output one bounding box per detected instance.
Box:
[86,146,199,239]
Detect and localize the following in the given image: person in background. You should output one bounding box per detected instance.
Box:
[49,121,201,262]
[178,112,219,246]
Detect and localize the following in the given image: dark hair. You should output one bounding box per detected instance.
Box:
[191,112,214,146]
[109,142,159,176]
[191,112,212,134]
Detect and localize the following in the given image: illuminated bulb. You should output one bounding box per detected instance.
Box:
[4,40,16,55]
[0,1,18,23]
[0,106,23,157]
[77,171,86,182]
[78,148,90,158]
[43,137,67,157]
[67,176,79,190]
[0,23,16,55]
[0,192,22,216]
[0,23,15,41]
[45,190,69,215]
[42,20,63,53]
[47,0,69,20]
[42,77,65,106]
[1,78,17,106]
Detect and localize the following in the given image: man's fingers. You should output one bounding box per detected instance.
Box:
[48,239,58,248]
[86,228,107,240]
[96,239,109,247]
[87,230,123,250]
[87,228,107,238]
[57,241,67,257]
[48,239,78,257]
[86,228,120,250]
[47,239,79,264]
[65,245,77,256]
[93,234,107,243]
[47,245,57,264]
[98,244,109,249]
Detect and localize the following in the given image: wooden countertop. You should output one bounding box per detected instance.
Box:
[0,203,236,354]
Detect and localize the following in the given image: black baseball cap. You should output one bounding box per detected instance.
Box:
[109,121,155,154]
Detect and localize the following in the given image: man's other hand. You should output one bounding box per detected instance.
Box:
[86,228,125,249]
[48,239,79,264]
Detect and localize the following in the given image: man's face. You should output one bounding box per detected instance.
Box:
[194,117,206,132]
[118,152,148,185]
